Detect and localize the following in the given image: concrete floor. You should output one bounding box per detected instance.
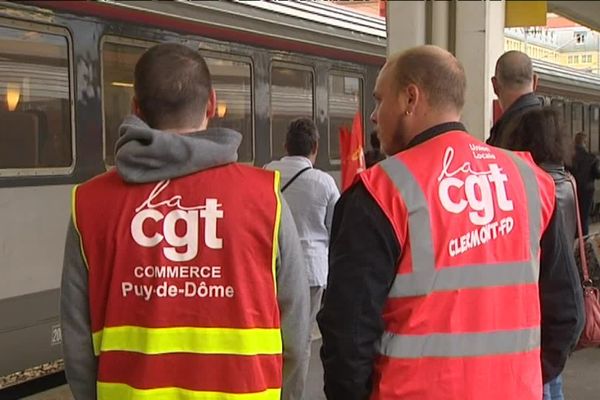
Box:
[27,341,599,399]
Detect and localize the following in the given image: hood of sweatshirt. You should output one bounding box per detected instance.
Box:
[114,115,242,183]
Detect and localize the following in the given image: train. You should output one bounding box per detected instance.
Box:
[1,0,600,389]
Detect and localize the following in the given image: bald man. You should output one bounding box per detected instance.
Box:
[318,45,583,399]
[488,50,541,146]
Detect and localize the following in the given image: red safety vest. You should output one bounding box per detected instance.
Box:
[73,164,283,400]
[360,130,555,400]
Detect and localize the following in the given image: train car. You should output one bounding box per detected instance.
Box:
[2,0,600,391]
[0,0,384,389]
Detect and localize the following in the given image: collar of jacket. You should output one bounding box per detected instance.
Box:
[405,121,467,150]
[490,93,541,136]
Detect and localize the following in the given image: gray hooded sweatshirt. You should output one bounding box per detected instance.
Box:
[60,115,310,400]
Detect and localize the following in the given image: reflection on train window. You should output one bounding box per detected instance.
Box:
[270,64,314,159]
[591,105,600,153]
[551,99,566,125]
[205,57,253,162]
[102,41,147,166]
[0,26,72,171]
[572,102,584,137]
[328,73,362,160]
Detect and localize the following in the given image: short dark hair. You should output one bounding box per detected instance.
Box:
[504,108,573,165]
[390,45,466,112]
[575,132,587,146]
[285,118,319,157]
[495,51,533,89]
[134,43,212,129]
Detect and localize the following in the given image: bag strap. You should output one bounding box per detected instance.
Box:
[281,166,312,193]
[568,174,591,282]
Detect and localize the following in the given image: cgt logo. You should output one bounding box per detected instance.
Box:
[131,180,223,262]
[437,146,513,226]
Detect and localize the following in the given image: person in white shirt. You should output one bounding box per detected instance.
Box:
[265,118,340,343]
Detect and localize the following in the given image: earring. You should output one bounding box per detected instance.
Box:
[405,110,411,116]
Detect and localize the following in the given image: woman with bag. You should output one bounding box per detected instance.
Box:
[505,108,580,400]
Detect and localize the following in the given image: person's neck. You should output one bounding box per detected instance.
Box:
[159,120,208,135]
[500,90,531,111]
[407,111,461,143]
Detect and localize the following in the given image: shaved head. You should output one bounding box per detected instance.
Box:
[385,45,466,112]
[495,51,533,89]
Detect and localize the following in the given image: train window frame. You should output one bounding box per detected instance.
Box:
[100,35,156,169]
[590,104,600,153]
[571,101,584,138]
[327,70,364,165]
[0,17,75,178]
[269,61,315,160]
[199,49,255,164]
[551,98,566,125]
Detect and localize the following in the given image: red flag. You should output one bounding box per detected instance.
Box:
[340,112,366,191]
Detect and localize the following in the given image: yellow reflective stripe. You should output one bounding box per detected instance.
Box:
[271,170,282,295]
[98,382,281,400]
[92,326,282,357]
[70,185,90,270]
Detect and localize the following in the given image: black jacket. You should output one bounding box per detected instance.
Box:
[318,123,585,400]
[571,144,600,195]
[487,92,541,146]
[542,163,577,243]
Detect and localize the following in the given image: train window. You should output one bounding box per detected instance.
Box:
[590,105,600,153]
[270,63,314,159]
[572,102,584,137]
[551,99,566,125]
[204,56,253,163]
[0,24,72,174]
[102,39,149,166]
[328,73,363,160]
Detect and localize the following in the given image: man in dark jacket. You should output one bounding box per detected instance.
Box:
[488,51,541,146]
[571,132,600,235]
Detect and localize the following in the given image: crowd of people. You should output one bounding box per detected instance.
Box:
[60,42,597,400]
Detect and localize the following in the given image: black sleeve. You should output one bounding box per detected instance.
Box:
[539,207,585,383]
[317,182,400,400]
[591,156,600,179]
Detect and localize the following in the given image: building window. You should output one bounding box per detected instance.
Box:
[574,55,580,63]
[568,55,573,63]
[0,24,73,173]
[328,73,363,160]
[575,32,586,44]
[270,63,314,159]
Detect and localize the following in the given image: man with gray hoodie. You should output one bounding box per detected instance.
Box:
[60,43,309,400]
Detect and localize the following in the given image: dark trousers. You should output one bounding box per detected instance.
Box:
[579,191,594,236]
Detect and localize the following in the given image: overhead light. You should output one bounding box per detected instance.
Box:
[7,83,20,112]
[217,102,227,118]
[111,81,134,88]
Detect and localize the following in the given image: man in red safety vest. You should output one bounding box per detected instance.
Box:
[318,45,584,399]
[61,43,310,400]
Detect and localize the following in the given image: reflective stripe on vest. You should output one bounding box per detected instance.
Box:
[98,382,281,400]
[92,326,283,356]
[377,153,541,358]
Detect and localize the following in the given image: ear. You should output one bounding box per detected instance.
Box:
[532,74,539,91]
[405,83,419,113]
[313,141,319,155]
[491,77,500,97]
[206,88,217,119]
[131,96,143,118]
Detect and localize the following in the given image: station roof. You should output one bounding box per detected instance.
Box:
[549,1,600,33]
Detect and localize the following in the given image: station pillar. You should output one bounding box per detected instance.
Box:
[386,1,505,140]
